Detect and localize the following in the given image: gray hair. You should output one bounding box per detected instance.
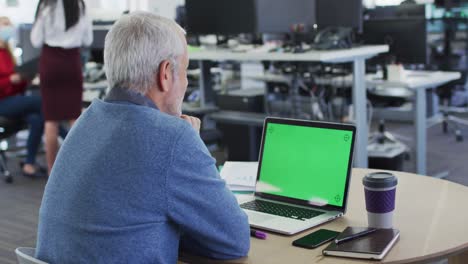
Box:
[104,12,186,94]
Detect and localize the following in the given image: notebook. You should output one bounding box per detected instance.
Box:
[239,117,356,235]
[220,161,257,191]
[322,227,400,260]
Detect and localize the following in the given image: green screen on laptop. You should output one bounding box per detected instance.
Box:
[257,122,353,207]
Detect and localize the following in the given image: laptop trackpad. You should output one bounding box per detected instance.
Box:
[246,211,276,224]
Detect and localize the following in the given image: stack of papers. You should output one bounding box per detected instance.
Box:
[220,161,258,192]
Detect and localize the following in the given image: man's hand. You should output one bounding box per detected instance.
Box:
[10,73,22,84]
[181,115,201,133]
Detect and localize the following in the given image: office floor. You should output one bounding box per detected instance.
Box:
[381,120,468,183]
[0,163,44,264]
[0,121,467,263]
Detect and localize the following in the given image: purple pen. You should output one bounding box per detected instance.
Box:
[250,229,267,239]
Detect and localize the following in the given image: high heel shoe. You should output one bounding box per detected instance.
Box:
[22,170,47,178]
[19,162,47,178]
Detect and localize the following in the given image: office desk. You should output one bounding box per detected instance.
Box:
[368,71,462,176]
[83,80,108,103]
[180,168,468,264]
[182,103,219,116]
[209,111,267,126]
[190,45,389,169]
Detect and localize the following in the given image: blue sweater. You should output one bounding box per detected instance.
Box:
[36,88,250,263]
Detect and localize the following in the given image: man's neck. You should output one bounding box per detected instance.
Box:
[145,91,166,114]
[145,87,181,116]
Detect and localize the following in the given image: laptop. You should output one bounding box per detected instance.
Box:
[239,117,356,235]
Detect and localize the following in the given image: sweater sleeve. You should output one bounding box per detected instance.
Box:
[167,124,250,260]
[31,12,45,48]
[82,12,93,47]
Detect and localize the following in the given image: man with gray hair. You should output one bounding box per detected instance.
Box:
[35,12,250,263]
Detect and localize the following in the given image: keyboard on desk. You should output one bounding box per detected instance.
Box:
[240,200,324,221]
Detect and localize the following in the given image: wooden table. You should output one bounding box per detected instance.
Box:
[180,168,468,263]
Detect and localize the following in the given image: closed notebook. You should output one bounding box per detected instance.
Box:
[322,227,400,260]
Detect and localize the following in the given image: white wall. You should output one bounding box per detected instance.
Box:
[129,0,184,19]
[0,0,129,24]
[85,0,185,21]
[148,0,184,19]
[88,0,127,22]
[0,0,39,24]
[100,0,127,11]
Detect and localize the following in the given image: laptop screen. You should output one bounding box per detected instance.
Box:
[256,119,355,209]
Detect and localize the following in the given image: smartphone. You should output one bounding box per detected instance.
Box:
[292,229,340,249]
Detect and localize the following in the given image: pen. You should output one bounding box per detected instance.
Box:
[335,228,377,244]
[250,229,267,239]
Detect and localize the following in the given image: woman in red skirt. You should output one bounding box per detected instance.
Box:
[31,0,92,173]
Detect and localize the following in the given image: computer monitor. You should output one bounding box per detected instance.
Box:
[90,49,104,64]
[395,4,426,18]
[185,0,257,35]
[175,5,186,29]
[365,4,426,19]
[256,0,316,34]
[364,6,398,20]
[362,18,428,65]
[316,0,363,32]
[91,26,111,50]
[257,119,355,208]
[185,0,316,35]
[435,0,468,8]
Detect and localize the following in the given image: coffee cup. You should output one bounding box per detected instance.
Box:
[363,172,398,229]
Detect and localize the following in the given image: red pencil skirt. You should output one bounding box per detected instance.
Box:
[39,45,83,121]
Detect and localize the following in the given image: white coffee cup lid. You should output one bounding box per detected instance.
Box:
[363,172,398,188]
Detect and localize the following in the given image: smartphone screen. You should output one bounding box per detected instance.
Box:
[292,229,340,249]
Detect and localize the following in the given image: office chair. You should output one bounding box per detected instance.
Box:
[440,99,468,142]
[15,247,48,264]
[438,75,468,142]
[0,116,27,183]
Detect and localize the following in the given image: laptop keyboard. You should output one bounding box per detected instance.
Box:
[240,200,325,221]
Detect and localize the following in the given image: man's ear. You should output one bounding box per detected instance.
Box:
[157,60,172,92]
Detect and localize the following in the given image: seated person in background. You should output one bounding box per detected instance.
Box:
[36,12,250,263]
[0,16,45,177]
